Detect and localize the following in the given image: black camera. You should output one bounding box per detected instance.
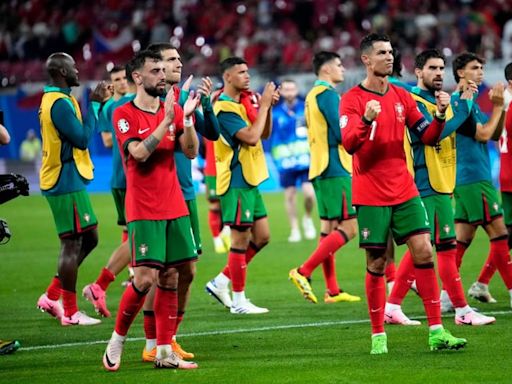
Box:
[0,218,10,244]
[0,173,29,245]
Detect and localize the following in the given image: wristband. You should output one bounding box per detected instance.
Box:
[435,111,446,120]
[184,116,193,127]
[361,115,373,126]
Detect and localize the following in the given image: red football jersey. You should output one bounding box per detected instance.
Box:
[113,100,188,222]
[342,83,437,206]
[500,107,512,192]
[204,138,216,176]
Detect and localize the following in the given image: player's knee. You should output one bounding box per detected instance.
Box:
[134,274,156,292]
[178,263,196,286]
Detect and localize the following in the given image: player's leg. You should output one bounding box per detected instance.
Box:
[301,176,317,240]
[357,205,390,354]
[284,185,301,242]
[396,197,466,351]
[384,233,396,294]
[206,175,227,253]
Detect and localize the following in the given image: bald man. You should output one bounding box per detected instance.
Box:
[37,52,110,326]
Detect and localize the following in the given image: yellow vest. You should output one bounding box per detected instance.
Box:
[213,99,269,195]
[410,92,456,194]
[39,91,94,191]
[305,85,352,179]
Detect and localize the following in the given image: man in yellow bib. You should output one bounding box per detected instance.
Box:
[37,52,110,326]
[288,51,360,304]
[205,57,279,314]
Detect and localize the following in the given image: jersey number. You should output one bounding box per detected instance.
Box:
[369,121,377,141]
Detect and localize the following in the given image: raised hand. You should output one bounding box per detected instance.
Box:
[435,90,450,113]
[271,85,281,106]
[182,75,194,91]
[164,89,175,122]
[364,100,381,122]
[460,79,478,100]
[90,81,112,103]
[259,82,277,108]
[489,82,505,107]
[197,76,213,97]
[183,90,201,117]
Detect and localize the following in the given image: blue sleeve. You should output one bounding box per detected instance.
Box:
[98,100,113,133]
[51,99,100,150]
[438,94,471,139]
[178,89,189,106]
[317,90,341,143]
[217,111,247,140]
[473,103,489,125]
[195,96,220,140]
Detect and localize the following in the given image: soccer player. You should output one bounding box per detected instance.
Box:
[270,79,316,243]
[384,49,495,326]
[139,42,219,361]
[342,33,467,354]
[451,53,512,307]
[204,137,231,253]
[82,64,133,318]
[288,51,360,304]
[37,52,110,326]
[102,50,199,371]
[205,57,279,314]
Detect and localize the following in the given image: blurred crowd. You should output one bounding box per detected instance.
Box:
[0,0,511,84]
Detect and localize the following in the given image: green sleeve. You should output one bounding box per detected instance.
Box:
[317,90,341,143]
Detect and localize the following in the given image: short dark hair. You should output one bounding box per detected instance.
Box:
[452,52,485,83]
[312,51,340,76]
[392,49,402,78]
[415,49,445,70]
[129,50,163,73]
[220,57,247,74]
[146,42,176,54]
[109,65,125,74]
[360,33,391,54]
[505,62,512,82]
[125,61,135,84]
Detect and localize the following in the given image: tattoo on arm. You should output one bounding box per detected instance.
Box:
[142,134,159,154]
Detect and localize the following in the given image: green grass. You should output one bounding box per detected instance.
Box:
[1,192,511,383]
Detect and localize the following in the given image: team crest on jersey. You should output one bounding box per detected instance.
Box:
[340,115,348,129]
[361,228,371,240]
[168,123,176,141]
[139,243,149,256]
[117,119,130,133]
[83,213,90,223]
[245,209,250,219]
[395,103,405,123]
[493,202,499,212]
[443,224,450,234]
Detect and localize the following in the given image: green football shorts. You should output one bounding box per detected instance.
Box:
[422,194,456,246]
[357,196,430,249]
[45,190,98,238]
[186,198,202,255]
[312,176,356,221]
[205,175,219,201]
[111,188,126,226]
[454,181,503,225]
[127,216,198,269]
[219,187,267,227]
[501,191,512,226]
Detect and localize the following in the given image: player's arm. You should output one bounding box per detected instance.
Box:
[196,77,220,141]
[235,82,277,145]
[317,90,341,143]
[0,124,10,145]
[341,95,378,154]
[407,91,447,145]
[475,83,506,142]
[98,103,113,148]
[262,86,280,140]
[126,91,177,162]
[178,91,201,159]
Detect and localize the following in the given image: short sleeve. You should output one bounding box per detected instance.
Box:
[217,111,248,139]
[113,106,140,157]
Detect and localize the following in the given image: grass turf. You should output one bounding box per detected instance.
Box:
[0,192,511,383]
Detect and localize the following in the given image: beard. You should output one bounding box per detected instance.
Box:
[144,84,165,97]
[425,79,443,92]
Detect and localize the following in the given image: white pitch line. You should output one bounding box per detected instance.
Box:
[20,310,512,352]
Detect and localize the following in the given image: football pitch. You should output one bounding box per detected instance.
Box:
[1,192,511,383]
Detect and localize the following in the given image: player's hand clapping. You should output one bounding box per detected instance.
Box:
[90,81,112,103]
[183,91,201,117]
[364,100,381,122]
[435,91,450,114]
[164,89,175,122]
[197,77,214,97]
[260,82,277,108]
[271,85,281,106]
[489,82,505,108]
[460,79,478,100]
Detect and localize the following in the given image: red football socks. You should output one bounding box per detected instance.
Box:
[46,276,62,301]
[174,311,185,337]
[388,250,415,305]
[155,286,178,346]
[490,237,512,289]
[143,310,156,340]
[300,230,348,277]
[114,283,147,337]
[385,261,396,284]
[95,267,115,291]
[208,209,222,237]
[365,270,386,334]
[228,248,247,292]
[222,242,262,280]
[455,241,469,270]
[414,263,441,327]
[477,253,497,284]
[62,289,78,317]
[437,248,467,308]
